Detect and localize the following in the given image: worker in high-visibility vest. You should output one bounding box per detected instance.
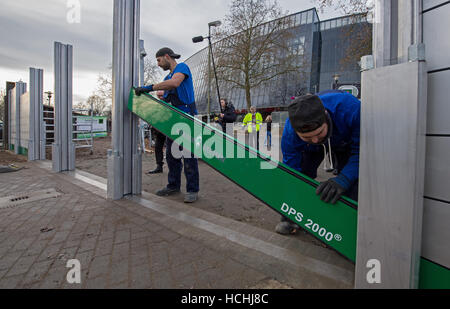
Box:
[243,106,263,150]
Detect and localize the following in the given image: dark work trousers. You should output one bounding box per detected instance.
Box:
[166,138,200,193]
[281,145,359,224]
[154,129,166,167]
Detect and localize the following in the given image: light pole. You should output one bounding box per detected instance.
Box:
[193,20,222,121]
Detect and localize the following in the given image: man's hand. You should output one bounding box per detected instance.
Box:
[316,178,346,204]
[156,90,165,100]
[135,86,153,96]
[220,113,224,118]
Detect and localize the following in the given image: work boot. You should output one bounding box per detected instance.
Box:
[184,192,198,203]
[275,221,300,235]
[147,165,163,174]
[156,187,180,197]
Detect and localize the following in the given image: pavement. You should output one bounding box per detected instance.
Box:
[0,159,354,289]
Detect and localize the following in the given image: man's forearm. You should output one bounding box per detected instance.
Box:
[152,79,179,91]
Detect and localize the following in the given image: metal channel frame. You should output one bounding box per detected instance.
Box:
[356,0,429,288]
[13,82,27,155]
[107,0,142,200]
[52,42,75,172]
[29,68,45,161]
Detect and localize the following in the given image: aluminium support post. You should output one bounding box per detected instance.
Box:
[14,82,27,155]
[29,68,45,161]
[52,42,75,172]
[356,0,427,288]
[108,0,142,200]
[139,39,147,155]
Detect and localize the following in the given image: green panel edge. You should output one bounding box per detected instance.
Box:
[9,144,28,156]
[419,258,450,289]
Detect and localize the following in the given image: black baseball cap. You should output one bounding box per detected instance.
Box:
[288,95,327,133]
[156,47,181,59]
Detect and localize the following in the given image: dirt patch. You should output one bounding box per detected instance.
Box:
[0,151,28,166]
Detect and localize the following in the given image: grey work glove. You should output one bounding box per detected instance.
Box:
[135,86,153,97]
[316,178,346,204]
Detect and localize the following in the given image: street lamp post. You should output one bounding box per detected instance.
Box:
[193,20,222,119]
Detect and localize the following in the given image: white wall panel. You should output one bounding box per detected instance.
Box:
[427,71,450,134]
[424,136,450,202]
[422,198,450,268]
[423,4,450,71]
[19,93,30,152]
[423,0,449,11]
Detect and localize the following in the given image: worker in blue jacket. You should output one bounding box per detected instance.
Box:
[276,91,360,235]
[135,47,199,204]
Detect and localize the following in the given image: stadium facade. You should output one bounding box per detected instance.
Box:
[185,8,371,114]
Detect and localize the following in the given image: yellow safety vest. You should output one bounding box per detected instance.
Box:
[243,113,263,133]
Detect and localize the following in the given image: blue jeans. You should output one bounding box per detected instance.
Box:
[265,131,272,146]
[166,138,199,193]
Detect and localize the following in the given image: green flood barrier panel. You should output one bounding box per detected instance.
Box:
[129,90,358,261]
[129,89,450,288]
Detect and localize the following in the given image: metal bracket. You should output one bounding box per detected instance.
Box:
[360,55,375,72]
[408,43,426,62]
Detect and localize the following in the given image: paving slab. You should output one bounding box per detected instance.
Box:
[0,161,354,289]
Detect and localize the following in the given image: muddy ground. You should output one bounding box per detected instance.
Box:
[0,150,28,165]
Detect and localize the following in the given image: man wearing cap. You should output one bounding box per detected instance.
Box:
[135,47,199,203]
[276,90,360,235]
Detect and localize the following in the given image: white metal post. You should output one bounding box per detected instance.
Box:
[108,0,142,200]
[14,82,27,155]
[53,42,75,172]
[29,68,44,161]
[356,0,427,289]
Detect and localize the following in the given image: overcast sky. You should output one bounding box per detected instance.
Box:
[0,0,342,104]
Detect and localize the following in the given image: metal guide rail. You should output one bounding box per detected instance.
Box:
[128,89,449,288]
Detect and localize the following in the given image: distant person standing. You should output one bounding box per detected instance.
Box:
[217,98,237,132]
[265,115,273,148]
[243,106,263,150]
[135,47,200,203]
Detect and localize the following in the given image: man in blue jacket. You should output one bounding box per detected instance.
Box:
[135,47,199,204]
[276,91,360,235]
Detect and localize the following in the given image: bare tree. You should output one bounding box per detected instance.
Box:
[87,95,108,116]
[74,95,107,116]
[143,57,162,85]
[96,68,113,101]
[96,58,161,101]
[316,0,373,70]
[214,0,307,110]
[316,0,373,14]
